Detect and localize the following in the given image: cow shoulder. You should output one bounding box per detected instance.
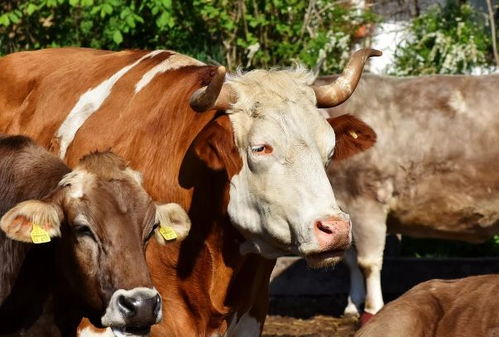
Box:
[328,114,376,161]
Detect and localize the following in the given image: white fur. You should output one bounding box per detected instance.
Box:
[223,69,345,261]
[224,311,261,337]
[56,50,164,159]
[135,52,205,93]
[59,169,96,199]
[78,327,114,337]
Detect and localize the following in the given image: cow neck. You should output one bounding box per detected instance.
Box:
[143,111,275,336]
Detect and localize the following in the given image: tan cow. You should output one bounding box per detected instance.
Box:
[0,48,380,336]
[0,134,191,337]
[355,274,499,337]
[318,73,499,319]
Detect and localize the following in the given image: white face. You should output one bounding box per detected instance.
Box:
[226,70,352,267]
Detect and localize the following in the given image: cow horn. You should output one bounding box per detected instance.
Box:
[190,66,234,112]
[312,48,382,108]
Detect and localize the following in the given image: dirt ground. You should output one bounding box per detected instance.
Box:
[262,315,359,337]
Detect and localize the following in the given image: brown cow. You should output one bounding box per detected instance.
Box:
[0,134,191,337]
[355,274,499,337]
[0,47,379,336]
[318,73,499,319]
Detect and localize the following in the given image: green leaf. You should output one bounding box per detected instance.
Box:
[113,30,123,44]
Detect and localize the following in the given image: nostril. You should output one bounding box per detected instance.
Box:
[316,221,333,235]
[117,295,136,318]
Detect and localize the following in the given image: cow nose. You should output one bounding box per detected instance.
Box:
[314,216,351,251]
[117,292,161,326]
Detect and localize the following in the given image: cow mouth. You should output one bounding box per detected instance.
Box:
[111,327,151,337]
[304,248,345,268]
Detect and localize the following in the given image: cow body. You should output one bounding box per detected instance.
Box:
[0,48,378,336]
[320,74,499,316]
[0,134,190,336]
[355,274,499,337]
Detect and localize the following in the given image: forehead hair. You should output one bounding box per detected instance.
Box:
[227,68,317,115]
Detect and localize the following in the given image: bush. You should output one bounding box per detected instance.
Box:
[390,1,492,75]
[0,0,377,73]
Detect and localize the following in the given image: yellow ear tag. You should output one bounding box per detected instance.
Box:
[31,224,51,244]
[158,226,177,241]
[349,130,359,139]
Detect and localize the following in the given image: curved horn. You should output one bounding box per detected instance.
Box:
[313,48,382,108]
[189,66,234,112]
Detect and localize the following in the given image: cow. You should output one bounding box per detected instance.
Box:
[0,47,380,336]
[355,274,499,337]
[318,73,499,319]
[0,134,191,336]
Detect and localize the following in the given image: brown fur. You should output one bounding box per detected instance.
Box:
[0,134,157,336]
[356,275,499,337]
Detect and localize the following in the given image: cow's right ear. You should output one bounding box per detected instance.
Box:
[0,200,63,243]
[193,115,242,175]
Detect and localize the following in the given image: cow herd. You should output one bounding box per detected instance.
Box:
[0,46,496,337]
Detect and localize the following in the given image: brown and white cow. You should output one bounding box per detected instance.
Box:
[0,134,191,336]
[0,47,379,336]
[319,73,499,318]
[355,274,499,337]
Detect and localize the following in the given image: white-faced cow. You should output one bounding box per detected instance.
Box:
[355,274,499,337]
[0,47,380,336]
[319,73,499,319]
[0,134,191,337]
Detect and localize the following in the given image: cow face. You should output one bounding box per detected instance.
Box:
[194,70,376,267]
[0,152,191,337]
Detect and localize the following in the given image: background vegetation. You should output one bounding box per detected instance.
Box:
[0,0,376,74]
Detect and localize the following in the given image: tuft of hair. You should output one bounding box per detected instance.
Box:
[227,66,317,114]
[76,151,143,184]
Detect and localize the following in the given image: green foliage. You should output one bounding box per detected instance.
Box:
[0,0,376,73]
[391,1,492,75]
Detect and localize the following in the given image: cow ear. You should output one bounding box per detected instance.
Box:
[154,203,191,245]
[0,200,63,243]
[193,115,241,174]
[328,114,376,162]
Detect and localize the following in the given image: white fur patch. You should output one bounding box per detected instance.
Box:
[59,169,95,199]
[224,311,261,337]
[56,50,164,159]
[78,327,114,337]
[135,52,205,93]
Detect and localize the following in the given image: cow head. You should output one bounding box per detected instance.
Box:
[0,152,191,336]
[191,49,380,267]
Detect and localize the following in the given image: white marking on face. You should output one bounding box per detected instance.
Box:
[59,169,95,199]
[78,327,115,337]
[56,50,164,159]
[224,311,261,337]
[223,69,345,260]
[135,52,205,93]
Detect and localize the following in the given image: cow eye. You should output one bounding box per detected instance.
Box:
[74,225,94,239]
[250,144,273,155]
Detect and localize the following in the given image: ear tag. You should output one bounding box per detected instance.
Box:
[31,224,51,244]
[349,130,359,139]
[158,226,177,241]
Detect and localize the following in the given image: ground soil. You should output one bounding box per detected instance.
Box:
[262,315,359,337]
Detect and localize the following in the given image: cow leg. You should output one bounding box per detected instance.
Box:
[349,200,388,316]
[343,248,365,316]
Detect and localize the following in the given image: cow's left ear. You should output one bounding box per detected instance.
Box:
[0,200,63,243]
[328,114,377,162]
[154,203,191,245]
